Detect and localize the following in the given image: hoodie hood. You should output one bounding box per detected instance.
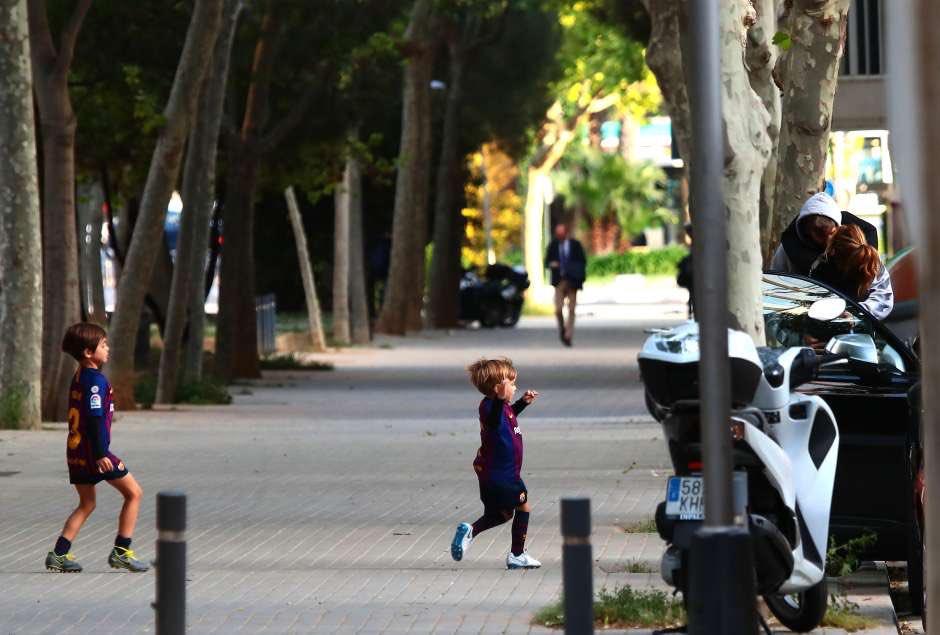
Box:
[795,192,841,241]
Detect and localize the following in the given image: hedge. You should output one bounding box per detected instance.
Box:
[586,246,688,278]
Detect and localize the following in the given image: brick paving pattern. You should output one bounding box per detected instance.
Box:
[0,311,888,633]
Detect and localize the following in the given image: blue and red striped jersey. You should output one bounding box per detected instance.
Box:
[472,397,527,485]
[66,367,116,475]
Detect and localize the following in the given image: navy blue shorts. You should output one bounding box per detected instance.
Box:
[69,455,129,485]
[479,478,527,512]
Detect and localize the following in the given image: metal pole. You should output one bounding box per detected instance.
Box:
[688,0,732,527]
[684,2,758,633]
[155,490,187,635]
[561,498,593,635]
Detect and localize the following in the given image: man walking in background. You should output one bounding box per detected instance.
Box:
[544,223,586,347]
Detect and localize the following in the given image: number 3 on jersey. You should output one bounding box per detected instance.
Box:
[67,407,81,449]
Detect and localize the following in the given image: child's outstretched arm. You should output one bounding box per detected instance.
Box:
[512,390,539,415]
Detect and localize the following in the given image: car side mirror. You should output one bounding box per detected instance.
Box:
[826,333,903,383]
[825,333,878,364]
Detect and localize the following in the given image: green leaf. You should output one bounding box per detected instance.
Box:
[772,30,792,51]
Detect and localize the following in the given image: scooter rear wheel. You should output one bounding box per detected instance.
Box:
[764,579,828,633]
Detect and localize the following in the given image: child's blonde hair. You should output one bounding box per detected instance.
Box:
[467,358,516,396]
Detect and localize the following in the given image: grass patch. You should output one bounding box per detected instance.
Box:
[176,379,232,405]
[260,354,334,371]
[133,374,232,407]
[533,585,685,629]
[587,246,688,278]
[826,531,876,578]
[621,518,657,534]
[0,384,27,429]
[624,559,655,574]
[821,594,878,631]
[134,374,157,409]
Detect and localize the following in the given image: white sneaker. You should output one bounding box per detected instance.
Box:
[506,551,541,569]
[451,523,473,561]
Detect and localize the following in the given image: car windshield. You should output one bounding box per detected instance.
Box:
[762,273,875,350]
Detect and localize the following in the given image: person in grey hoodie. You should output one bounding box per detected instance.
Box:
[769,192,894,319]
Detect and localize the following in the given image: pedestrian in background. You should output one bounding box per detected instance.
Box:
[544,223,586,346]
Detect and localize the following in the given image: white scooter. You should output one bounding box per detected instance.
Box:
[638,304,860,632]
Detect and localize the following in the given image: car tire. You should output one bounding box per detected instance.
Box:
[908,513,925,617]
[479,302,501,328]
[765,579,828,633]
[500,304,522,328]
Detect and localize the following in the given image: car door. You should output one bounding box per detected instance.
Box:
[802,366,918,558]
[763,273,920,558]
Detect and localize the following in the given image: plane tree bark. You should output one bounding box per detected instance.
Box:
[157,0,243,402]
[722,0,772,342]
[375,0,437,335]
[215,1,318,379]
[27,0,91,421]
[769,0,851,253]
[107,0,223,409]
[0,0,43,429]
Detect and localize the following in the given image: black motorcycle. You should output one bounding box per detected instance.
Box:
[458,263,529,328]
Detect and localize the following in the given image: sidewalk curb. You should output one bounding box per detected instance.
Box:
[831,562,900,634]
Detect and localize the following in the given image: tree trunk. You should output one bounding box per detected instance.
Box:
[27,0,90,422]
[183,0,242,384]
[914,1,940,624]
[0,0,43,430]
[375,0,435,335]
[521,102,586,291]
[332,168,351,346]
[746,0,782,265]
[107,0,222,409]
[428,42,465,329]
[347,152,371,345]
[285,186,327,352]
[159,0,242,399]
[523,166,551,290]
[769,0,851,252]
[643,0,693,167]
[722,0,772,342]
[216,152,261,379]
[76,180,107,324]
[215,4,284,379]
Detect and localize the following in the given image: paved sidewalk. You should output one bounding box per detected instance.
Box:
[0,312,899,634]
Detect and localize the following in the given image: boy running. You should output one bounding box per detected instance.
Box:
[451,358,541,569]
[45,323,148,573]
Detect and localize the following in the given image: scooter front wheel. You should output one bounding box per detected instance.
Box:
[764,579,828,633]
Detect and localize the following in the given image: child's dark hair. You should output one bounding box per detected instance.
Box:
[467,358,516,396]
[62,322,107,362]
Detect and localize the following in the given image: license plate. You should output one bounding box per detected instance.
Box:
[665,476,705,520]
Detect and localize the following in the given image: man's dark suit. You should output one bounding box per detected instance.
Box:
[544,238,586,345]
[544,238,586,289]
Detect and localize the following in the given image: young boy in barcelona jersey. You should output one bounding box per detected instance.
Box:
[451,358,541,569]
[44,323,148,573]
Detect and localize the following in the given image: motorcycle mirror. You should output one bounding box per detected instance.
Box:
[808,297,847,322]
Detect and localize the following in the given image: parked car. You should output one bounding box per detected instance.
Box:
[762,273,924,620]
[458,263,529,328]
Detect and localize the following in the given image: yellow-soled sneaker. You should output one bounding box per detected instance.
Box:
[45,551,82,572]
[108,546,149,572]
